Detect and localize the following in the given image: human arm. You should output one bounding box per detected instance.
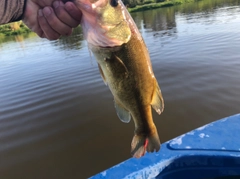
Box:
[0,0,26,24]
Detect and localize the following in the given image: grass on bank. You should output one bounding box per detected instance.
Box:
[0,21,31,37]
[128,0,201,12]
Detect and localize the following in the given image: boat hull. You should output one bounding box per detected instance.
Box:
[90,114,240,179]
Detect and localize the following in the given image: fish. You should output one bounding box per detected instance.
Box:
[74,0,164,158]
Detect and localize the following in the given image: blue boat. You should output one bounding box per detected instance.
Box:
[90,114,240,179]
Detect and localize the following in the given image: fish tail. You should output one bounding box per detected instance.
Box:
[131,130,160,158]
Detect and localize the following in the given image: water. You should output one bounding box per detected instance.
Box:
[0,0,240,178]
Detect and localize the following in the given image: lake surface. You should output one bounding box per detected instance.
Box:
[0,0,240,178]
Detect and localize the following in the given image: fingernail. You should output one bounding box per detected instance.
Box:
[38,9,43,17]
[65,2,73,11]
[59,1,64,6]
[43,7,52,17]
[53,1,59,8]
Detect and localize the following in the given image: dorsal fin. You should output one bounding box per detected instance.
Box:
[114,98,131,123]
[151,79,164,115]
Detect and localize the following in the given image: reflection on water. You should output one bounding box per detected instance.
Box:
[133,7,176,31]
[56,26,84,50]
[0,0,240,178]
[0,26,84,51]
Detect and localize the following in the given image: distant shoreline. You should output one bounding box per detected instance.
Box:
[0,0,200,37]
[127,0,199,12]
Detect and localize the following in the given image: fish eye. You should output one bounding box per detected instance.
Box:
[110,0,118,7]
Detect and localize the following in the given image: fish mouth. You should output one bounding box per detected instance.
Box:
[89,0,99,3]
[74,0,109,10]
[75,0,132,47]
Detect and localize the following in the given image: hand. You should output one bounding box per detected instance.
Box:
[23,0,82,40]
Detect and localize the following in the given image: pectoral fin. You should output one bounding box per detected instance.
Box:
[111,55,129,78]
[151,79,164,115]
[114,99,131,123]
[98,64,107,85]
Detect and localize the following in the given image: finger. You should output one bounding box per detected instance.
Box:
[22,1,44,38]
[40,33,47,39]
[24,19,44,38]
[64,1,82,22]
[42,6,72,36]
[35,28,45,38]
[38,9,61,40]
[53,1,79,28]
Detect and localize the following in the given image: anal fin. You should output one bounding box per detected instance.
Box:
[114,99,131,123]
[151,79,164,115]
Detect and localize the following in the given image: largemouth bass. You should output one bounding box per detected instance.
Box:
[75,0,164,158]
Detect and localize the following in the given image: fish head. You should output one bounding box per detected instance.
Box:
[74,0,134,47]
